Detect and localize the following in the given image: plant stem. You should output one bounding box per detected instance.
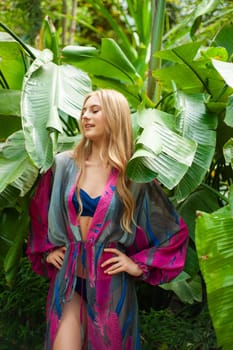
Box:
[147,0,166,103]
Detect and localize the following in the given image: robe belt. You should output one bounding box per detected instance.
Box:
[54,240,126,318]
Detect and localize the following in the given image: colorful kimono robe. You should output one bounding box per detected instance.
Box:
[27,151,188,350]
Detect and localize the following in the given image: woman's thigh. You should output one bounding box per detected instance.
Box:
[53,292,87,350]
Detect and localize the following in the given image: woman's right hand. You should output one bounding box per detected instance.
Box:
[46,246,67,270]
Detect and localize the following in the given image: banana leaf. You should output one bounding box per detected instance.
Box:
[0,90,22,139]
[195,202,233,350]
[174,92,217,201]
[126,108,197,188]
[0,131,38,194]
[161,272,202,304]
[212,58,233,128]
[155,43,230,98]
[213,23,233,58]
[0,31,29,139]
[178,185,220,242]
[21,49,91,172]
[62,39,144,109]
[0,31,29,89]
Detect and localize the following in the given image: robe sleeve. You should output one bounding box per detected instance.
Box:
[127,181,189,285]
[26,169,56,279]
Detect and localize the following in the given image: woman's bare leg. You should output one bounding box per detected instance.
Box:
[53,292,87,350]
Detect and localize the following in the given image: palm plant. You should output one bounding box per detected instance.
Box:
[0,1,233,349]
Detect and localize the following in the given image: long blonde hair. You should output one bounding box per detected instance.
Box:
[73,89,135,232]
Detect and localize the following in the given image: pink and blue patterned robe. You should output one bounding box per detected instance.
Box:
[27,151,188,350]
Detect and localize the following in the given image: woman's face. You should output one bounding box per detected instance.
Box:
[81,94,106,143]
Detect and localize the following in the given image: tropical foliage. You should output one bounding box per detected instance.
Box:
[0,1,233,349]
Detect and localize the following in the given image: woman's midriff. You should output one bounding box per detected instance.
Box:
[76,216,92,279]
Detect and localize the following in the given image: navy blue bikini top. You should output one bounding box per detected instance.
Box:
[72,189,101,217]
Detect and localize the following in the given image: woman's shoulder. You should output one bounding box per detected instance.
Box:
[52,150,78,175]
[54,150,74,166]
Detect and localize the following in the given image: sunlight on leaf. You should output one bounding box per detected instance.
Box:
[212,58,233,88]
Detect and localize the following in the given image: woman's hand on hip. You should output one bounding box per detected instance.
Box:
[46,246,66,270]
[101,248,143,277]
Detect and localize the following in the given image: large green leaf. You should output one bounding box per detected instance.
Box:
[57,134,82,153]
[0,31,30,140]
[0,131,38,195]
[161,272,202,304]
[213,23,233,57]
[178,185,220,242]
[127,108,197,187]
[62,39,144,109]
[212,58,233,89]
[155,44,229,98]
[0,31,29,90]
[0,90,21,139]
[195,205,233,350]
[0,185,20,209]
[0,90,21,117]
[63,38,142,84]
[155,42,202,64]
[174,92,217,201]
[183,246,200,278]
[212,58,233,128]
[21,49,91,171]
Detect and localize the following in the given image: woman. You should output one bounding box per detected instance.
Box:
[27,89,188,350]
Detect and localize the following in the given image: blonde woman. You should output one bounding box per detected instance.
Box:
[27,89,188,350]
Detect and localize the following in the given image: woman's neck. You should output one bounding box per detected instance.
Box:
[86,144,109,168]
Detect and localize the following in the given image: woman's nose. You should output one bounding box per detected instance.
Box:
[82,111,90,119]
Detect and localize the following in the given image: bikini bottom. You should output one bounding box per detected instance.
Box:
[75,276,87,302]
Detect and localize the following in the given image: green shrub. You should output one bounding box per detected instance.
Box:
[140,306,219,350]
[0,257,48,350]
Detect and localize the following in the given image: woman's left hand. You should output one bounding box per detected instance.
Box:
[101,248,143,277]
